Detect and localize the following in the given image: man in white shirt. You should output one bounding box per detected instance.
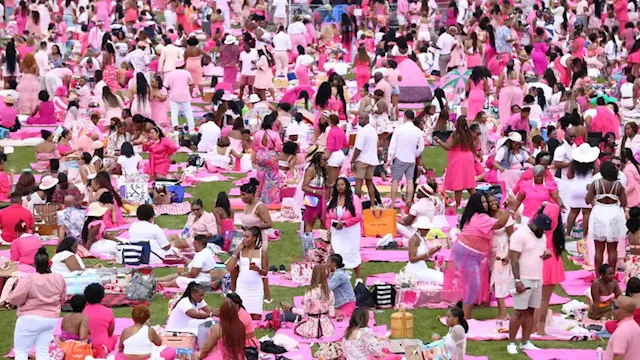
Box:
[88,20,105,52]
[457,0,468,27]
[158,38,184,75]
[124,41,151,78]
[197,114,221,152]
[351,114,379,204]
[552,127,577,181]
[273,0,288,26]
[34,41,50,88]
[127,204,171,264]
[435,27,455,75]
[238,42,258,99]
[387,110,425,208]
[272,26,291,76]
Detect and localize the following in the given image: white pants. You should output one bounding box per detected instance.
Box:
[170,101,195,130]
[14,315,58,360]
[274,51,289,77]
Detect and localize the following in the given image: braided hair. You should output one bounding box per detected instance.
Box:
[172,282,205,310]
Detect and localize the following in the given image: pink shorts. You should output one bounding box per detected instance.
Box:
[337,301,356,317]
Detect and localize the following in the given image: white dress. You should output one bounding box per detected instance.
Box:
[565,170,593,209]
[206,147,232,170]
[235,252,264,315]
[404,234,444,285]
[330,206,362,269]
[444,325,467,360]
[588,179,626,243]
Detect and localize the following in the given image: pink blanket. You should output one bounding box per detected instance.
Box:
[561,270,626,296]
[275,325,388,344]
[438,316,582,341]
[268,272,308,287]
[361,249,409,262]
[524,349,597,360]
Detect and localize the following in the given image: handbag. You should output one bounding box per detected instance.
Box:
[290,256,313,284]
[0,257,17,277]
[161,332,196,350]
[363,209,397,237]
[303,194,320,208]
[422,339,451,360]
[355,282,375,308]
[314,342,344,360]
[58,340,93,360]
[115,244,144,266]
[245,339,259,360]
[371,284,396,308]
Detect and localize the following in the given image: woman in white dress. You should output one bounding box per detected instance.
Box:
[166,282,217,332]
[444,305,468,360]
[405,216,444,284]
[205,136,242,171]
[586,161,627,272]
[326,177,363,281]
[225,226,269,320]
[566,144,600,239]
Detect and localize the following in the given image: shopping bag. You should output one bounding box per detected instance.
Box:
[58,340,93,360]
[422,339,451,360]
[363,209,397,237]
[291,256,313,284]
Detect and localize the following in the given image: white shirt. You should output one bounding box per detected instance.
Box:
[286,121,310,149]
[273,32,292,51]
[164,9,176,30]
[166,297,209,332]
[35,50,50,76]
[117,154,142,175]
[76,11,88,27]
[353,123,379,166]
[127,220,170,263]
[287,21,306,35]
[51,250,85,275]
[388,121,425,163]
[436,32,455,55]
[457,0,468,24]
[188,248,217,283]
[273,0,287,18]
[198,121,221,152]
[295,54,314,67]
[239,50,258,76]
[552,139,576,179]
[576,0,588,15]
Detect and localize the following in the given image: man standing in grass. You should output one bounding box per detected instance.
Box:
[507,210,552,355]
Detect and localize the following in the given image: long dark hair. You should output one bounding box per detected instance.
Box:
[450,304,469,333]
[469,66,484,85]
[486,25,496,48]
[623,147,640,174]
[103,86,120,108]
[543,69,557,88]
[470,32,479,52]
[307,151,327,184]
[34,247,51,274]
[5,39,16,74]
[215,191,232,217]
[335,85,347,118]
[345,307,369,339]
[451,116,474,151]
[172,282,205,309]
[460,193,488,229]
[327,177,356,216]
[571,160,596,177]
[57,237,78,253]
[95,172,123,206]
[315,82,331,109]
[81,215,100,243]
[135,73,149,105]
[551,209,565,259]
[298,90,310,110]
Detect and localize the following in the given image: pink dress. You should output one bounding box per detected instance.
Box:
[466,79,485,120]
[532,42,549,75]
[253,55,273,90]
[444,144,476,191]
[83,303,117,356]
[0,171,11,202]
[16,11,27,35]
[542,203,565,285]
[151,88,169,128]
[16,73,40,115]
[498,78,523,124]
[35,150,60,172]
[517,180,557,219]
[591,106,621,138]
[143,138,178,177]
[26,101,55,124]
[354,60,370,93]
[185,56,203,85]
[292,287,336,339]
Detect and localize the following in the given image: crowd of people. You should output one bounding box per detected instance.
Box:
[5,0,640,357]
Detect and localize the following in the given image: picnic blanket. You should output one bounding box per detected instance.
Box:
[524,349,598,360]
[65,293,148,308]
[153,202,192,215]
[561,270,626,296]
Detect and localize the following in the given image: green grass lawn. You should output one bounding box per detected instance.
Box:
[0,146,604,358]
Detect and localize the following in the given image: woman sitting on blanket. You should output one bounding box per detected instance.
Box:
[52,237,93,275]
[26,90,56,125]
[166,282,219,331]
[282,264,336,339]
[224,293,260,346]
[89,172,126,227]
[341,307,389,360]
[588,263,622,320]
[167,199,218,249]
[34,130,60,172]
[59,295,89,341]
[157,235,224,290]
[214,192,235,238]
[406,216,444,285]
[84,283,117,357]
[116,305,176,360]
[328,254,357,317]
[82,202,122,256]
[199,299,247,360]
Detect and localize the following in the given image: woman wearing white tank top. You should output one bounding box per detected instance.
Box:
[117,305,177,360]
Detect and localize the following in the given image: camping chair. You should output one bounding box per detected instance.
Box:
[34,203,62,236]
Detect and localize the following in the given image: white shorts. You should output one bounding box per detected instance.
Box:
[327,150,346,167]
[418,31,431,42]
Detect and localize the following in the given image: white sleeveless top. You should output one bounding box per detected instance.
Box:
[621,82,634,98]
[123,326,153,355]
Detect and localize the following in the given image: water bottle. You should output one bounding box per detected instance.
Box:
[596,346,604,360]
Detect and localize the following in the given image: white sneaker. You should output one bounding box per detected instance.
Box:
[506,343,519,355]
[520,341,539,351]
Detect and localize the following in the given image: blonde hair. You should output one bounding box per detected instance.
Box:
[320,25,334,41]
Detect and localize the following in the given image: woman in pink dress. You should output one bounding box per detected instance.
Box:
[532,28,549,75]
[352,46,371,96]
[150,75,169,129]
[26,90,55,125]
[445,1,458,28]
[535,202,566,336]
[590,97,621,138]
[465,67,488,120]
[185,37,207,96]
[615,0,630,26]
[142,126,178,179]
[129,73,152,118]
[496,60,524,123]
[200,300,247,360]
[17,53,40,115]
[219,36,240,88]
[465,33,483,68]
[94,0,111,29]
[434,116,477,209]
[253,48,274,101]
[102,44,119,89]
[15,3,28,35]
[25,5,41,36]
[510,165,564,219]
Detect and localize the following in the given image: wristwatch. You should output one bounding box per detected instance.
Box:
[514,279,522,282]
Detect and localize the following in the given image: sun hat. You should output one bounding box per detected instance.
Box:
[414,216,434,230]
[508,132,523,143]
[4,95,15,105]
[248,94,261,103]
[417,184,434,198]
[224,34,237,45]
[305,144,324,162]
[39,175,59,190]
[87,202,108,217]
[572,143,600,163]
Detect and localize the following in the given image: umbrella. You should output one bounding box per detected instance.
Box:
[438,68,471,92]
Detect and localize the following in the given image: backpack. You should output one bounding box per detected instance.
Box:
[355,282,375,308]
[125,272,157,300]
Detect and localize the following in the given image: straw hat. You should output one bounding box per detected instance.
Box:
[417,184,434,198]
[414,216,434,230]
[572,143,600,163]
[4,95,15,105]
[39,175,59,190]
[87,202,108,217]
[248,94,261,103]
[364,30,374,37]
[305,144,324,162]
[224,35,237,45]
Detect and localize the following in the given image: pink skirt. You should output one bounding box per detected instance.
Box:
[466,53,482,68]
[443,149,475,191]
[295,64,310,86]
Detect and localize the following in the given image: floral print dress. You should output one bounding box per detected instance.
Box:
[293,287,336,339]
[341,328,386,360]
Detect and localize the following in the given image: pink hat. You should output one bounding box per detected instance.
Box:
[55,86,67,97]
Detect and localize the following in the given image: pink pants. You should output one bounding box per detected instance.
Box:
[295,64,310,86]
[290,33,307,54]
[274,51,289,76]
[114,348,177,360]
[337,301,357,317]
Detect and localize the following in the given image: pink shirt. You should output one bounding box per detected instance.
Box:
[386,69,400,86]
[624,163,640,208]
[8,273,66,318]
[238,308,259,346]
[326,194,363,228]
[606,317,640,360]
[164,69,193,103]
[509,224,546,280]
[10,234,40,265]
[375,79,392,105]
[459,213,497,253]
[506,114,530,132]
[409,197,435,220]
[83,303,116,350]
[0,106,17,128]
[252,129,283,152]
[326,126,347,152]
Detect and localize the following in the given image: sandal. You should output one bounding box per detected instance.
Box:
[269,265,278,272]
[569,335,589,342]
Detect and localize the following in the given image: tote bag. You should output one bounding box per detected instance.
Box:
[363,209,397,237]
